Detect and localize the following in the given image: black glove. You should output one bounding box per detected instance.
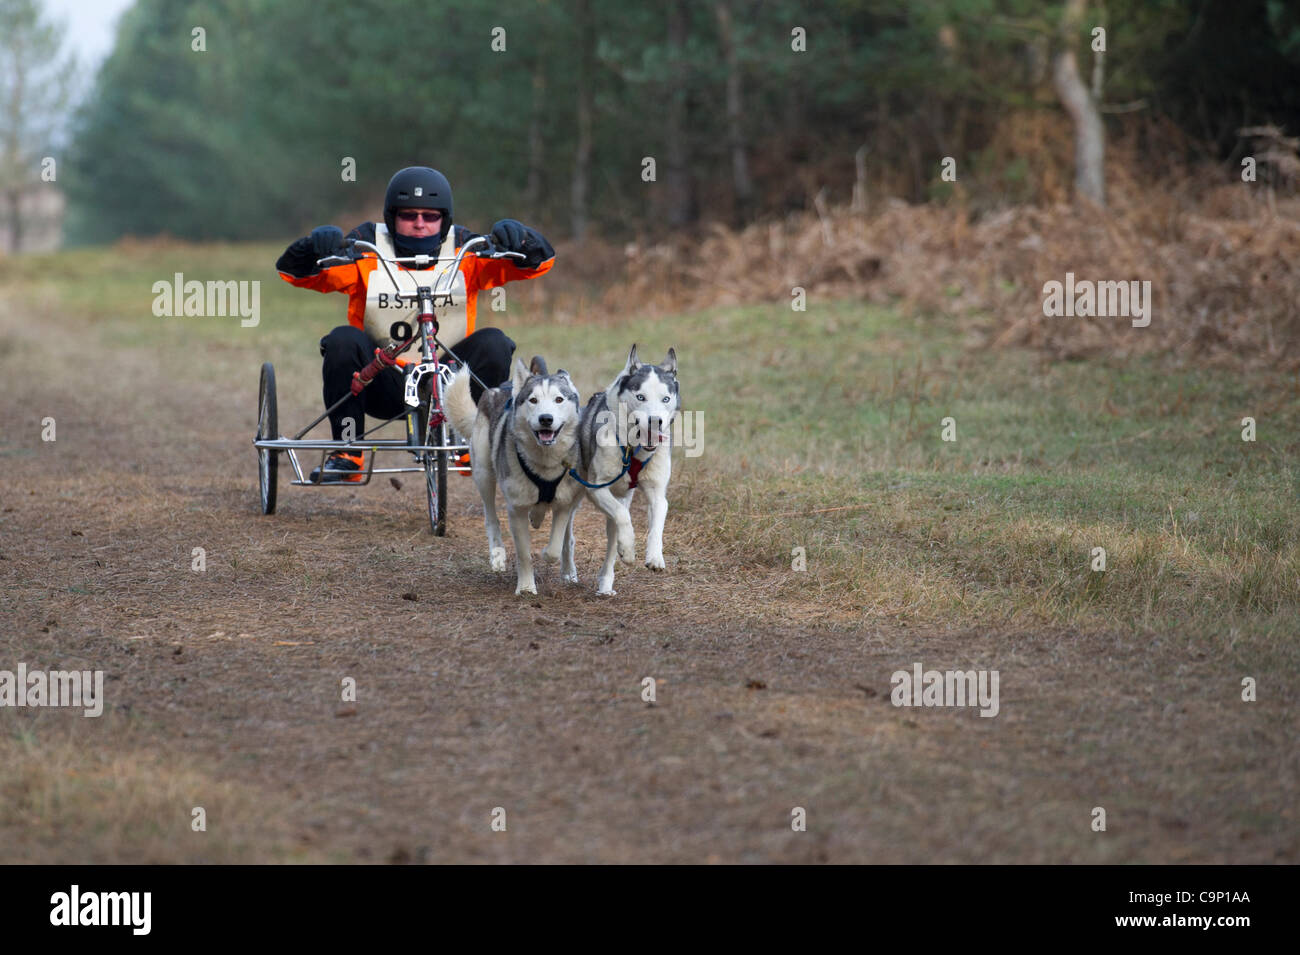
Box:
[490,218,548,269]
[310,225,346,258]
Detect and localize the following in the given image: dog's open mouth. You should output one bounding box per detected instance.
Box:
[630,416,675,449]
[635,426,673,448]
[533,426,560,446]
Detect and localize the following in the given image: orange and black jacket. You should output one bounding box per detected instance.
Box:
[275,220,555,335]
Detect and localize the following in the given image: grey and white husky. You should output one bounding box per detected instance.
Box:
[445,356,585,595]
[566,344,680,596]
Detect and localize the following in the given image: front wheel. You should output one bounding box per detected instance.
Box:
[417,375,448,536]
[257,362,279,515]
[424,415,448,536]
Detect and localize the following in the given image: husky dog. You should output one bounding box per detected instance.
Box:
[445,356,585,595]
[566,344,679,595]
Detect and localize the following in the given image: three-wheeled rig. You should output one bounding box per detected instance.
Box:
[253,235,522,535]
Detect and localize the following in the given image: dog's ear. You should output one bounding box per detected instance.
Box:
[625,343,640,372]
[511,358,530,392]
[662,347,677,376]
[555,370,581,404]
[529,355,548,376]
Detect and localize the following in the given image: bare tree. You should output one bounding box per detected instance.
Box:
[714,0,753,226]
[1053,0,1105,206]
[571,0,594,242]
[663,0,696,228]
[526,58,545,210]
[0,0,76,253]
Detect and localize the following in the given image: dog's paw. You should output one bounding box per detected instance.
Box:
[563,570,580,585]
[515,580,538,596]
[540,544,562,564]
[490,547,507,572]
[645,552,665,571]
[616,530,635,564]
[596,585,617,596]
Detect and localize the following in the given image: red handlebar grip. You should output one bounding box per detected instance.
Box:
[349,345,407,396]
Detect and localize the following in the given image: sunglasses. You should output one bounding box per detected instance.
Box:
[395,210,443,223]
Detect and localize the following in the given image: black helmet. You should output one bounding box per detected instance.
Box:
[383,166,454,244]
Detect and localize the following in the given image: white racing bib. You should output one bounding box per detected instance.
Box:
[363,223,469,351]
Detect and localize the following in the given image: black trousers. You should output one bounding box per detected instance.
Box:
[319,325,515,440]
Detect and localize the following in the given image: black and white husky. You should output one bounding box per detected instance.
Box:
[445,356,585,595]
[566,344,680,595]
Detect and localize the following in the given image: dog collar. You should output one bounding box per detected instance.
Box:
[568,443,654,490]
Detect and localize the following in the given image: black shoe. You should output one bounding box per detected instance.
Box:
[310,452,364,484]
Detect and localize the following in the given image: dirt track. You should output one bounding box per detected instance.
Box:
[1,293,1295,864]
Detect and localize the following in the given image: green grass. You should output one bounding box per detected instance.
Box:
[8,241,1299,646]
[520,303,1300,646]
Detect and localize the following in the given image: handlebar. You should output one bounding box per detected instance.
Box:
[313,235,524,373]
[315,236,524,271]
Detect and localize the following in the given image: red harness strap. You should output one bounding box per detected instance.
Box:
[627,452,646,489]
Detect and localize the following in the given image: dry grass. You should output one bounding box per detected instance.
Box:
[598,117,1300,370]
[0,224,1296,863]
[3,713,336,863]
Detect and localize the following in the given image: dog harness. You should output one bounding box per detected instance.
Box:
[501,390,652,497]
[568,444,655,490]
[502,392,567,503]
[516,449,565,503]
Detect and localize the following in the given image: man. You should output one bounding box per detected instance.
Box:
[275,166,555,482]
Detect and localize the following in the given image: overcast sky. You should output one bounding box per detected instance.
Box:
[42,0,135,74]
